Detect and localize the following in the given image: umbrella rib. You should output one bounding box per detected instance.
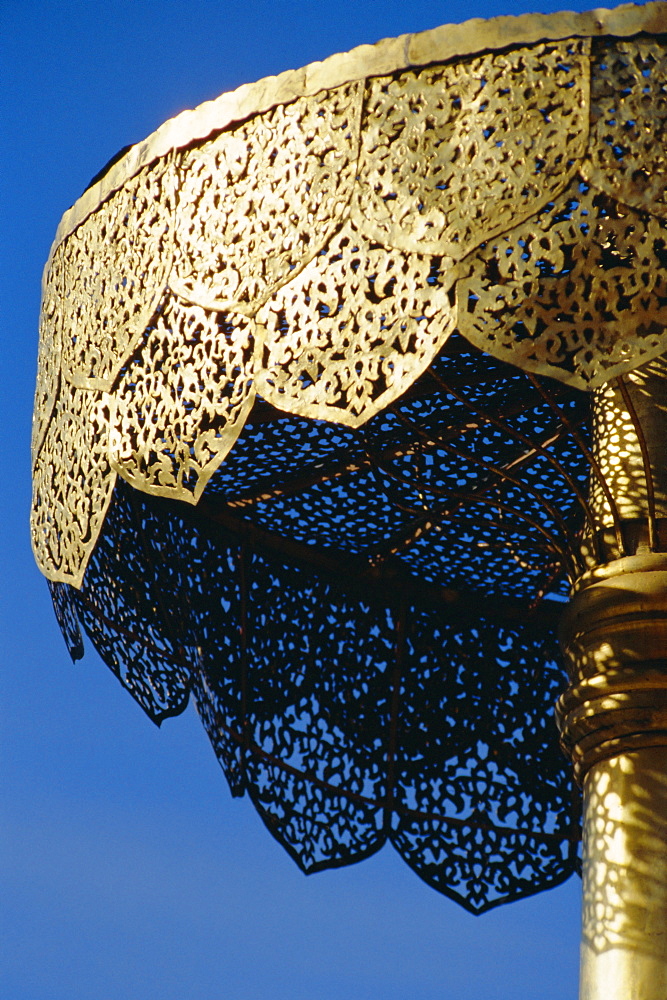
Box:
[383,603,405,834]
[74,591,193,669]
[524,371,626,556]
[427,366,597,536]
[225,378,581,508]
[373,409,583,558]
[204,705,575,843]
[163,493,562,629]
[364,459,574,573]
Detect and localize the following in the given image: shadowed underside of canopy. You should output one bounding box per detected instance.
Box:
[32,3,667,913]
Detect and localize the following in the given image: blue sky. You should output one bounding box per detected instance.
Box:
[0,0,616,996]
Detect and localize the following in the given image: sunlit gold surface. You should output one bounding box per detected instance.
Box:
[557,553,667,781]
[558,353,667,777]
[560,553,667,1000]
[31,3,667,586]
[591,356,667,525]
[581,749,667,1000]
[556,347,667,998]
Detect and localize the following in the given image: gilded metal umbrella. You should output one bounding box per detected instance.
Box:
[32,3,667,996]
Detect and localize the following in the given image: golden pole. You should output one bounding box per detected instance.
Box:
[558,357,667,999]
[580,748,667,999]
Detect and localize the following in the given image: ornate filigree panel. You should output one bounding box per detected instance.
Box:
[255,221,457,425]
[586,38,667,216]
[456,178,667,387]
[31,379,116,587]
[236,551,394,871]
[109,294,258,501]
[31,246,63,464]
[203,407,365,503]
[171,82,363,312]
[353,40,590,257]
[59,159,175,391]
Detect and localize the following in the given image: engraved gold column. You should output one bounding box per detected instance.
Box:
[31,4,667,999]
[558,358,667,999]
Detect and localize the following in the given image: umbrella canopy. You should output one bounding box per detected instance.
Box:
[32,1,667,913]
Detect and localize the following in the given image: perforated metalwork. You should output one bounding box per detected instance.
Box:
[353,39,590,256]
[456,178,667,385]
[256,221,457,424]
[31,3,667,912]
[31,379,116,586]
[51,462,579,913]
[171,82,363,312]
[32,11,667,585]
[59,159,175,391]
[32,246,63,461]
[43,332,597,910]
[109,295,258,501]
[586,37,667,216]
